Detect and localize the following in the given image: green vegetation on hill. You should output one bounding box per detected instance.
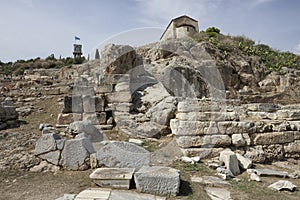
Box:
[194,27,300,73]
[0,54,85,75]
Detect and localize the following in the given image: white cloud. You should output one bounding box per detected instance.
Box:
[134,0,221,27]
[294,43,300,55]
[251,0,278,7]
[19,0,36,8]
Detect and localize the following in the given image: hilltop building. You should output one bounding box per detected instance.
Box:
[160,15,199,41]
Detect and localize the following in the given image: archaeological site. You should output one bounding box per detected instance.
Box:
[1,15,300,200]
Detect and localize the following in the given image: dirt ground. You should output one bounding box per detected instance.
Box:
[0,170,91,200]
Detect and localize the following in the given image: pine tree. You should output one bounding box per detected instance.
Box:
[95,49,100,60]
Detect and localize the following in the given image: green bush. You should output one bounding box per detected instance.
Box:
[206,27,220,34]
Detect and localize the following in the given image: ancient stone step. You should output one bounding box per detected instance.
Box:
[89,168,135,189]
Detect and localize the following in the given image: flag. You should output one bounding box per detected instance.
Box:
[75,36,80,40]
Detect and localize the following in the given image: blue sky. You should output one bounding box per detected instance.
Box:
[0,0,300,62]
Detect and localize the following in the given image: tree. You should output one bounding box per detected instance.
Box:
[95,49,100,60]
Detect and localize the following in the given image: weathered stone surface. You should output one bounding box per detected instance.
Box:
[57,113,82,125]
[191,176,231,188]
[100,43,138,74]
[253,131,294,145]
[136,122,167,138]
[244,146,266,163]
[252,168,288,177]
[39,150,61,165]
[250,173,261,182]
[232,134,249,147]
[90,153,98,169]
[61,138,95,170]
[97,112,107,125]
[177,134,231,148]
[205,187,231,200]
[112,92,132,103]
[268,180,297,191]
[170,119,209,136]
[39,123,52,131]
[284,141,300,158]
[219,150,240,176]
[82,113,99,125]
[145,96,176,126]
[245,103,278,112]
[176,112,207,121]
[236,153,252,169]
[129,139,144,146]
[75,188,111,200]
[96,84,113,93]
[41,127,57,134]
[62,95,83,113]
[216,167,234,180]
[112,103,132,112]
[34,133,61,155]
[114,82,130,92]
[69,120,103,143]
[134,166,180,196]
[277,110,300,120]
[62,96,73,113]
[176,136,203,148]
[96,141,150,170]
[109,190,166,200]
[202,135,232,147]
[89,168,135,189]
[218,121,255,134]
[82,95,96,113]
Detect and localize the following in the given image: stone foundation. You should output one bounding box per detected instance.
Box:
[171,99,300,162]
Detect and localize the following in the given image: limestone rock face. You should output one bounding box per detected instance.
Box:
[100,44,141,74]
[134,166,180,196]
[96,141,150,170]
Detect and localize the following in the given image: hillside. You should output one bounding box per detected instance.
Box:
[1,29,300,200]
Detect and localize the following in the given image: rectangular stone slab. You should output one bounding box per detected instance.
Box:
[89,168,135,189]
[90,168,135,180]
[75,188,111,200]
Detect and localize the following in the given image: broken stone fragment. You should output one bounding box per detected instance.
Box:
[34,133,61,156]
[268,180,297,191]
[219,150,240,176]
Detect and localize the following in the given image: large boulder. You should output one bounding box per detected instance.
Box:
[96,141,150,170]
[100,43,141,74]
[60,138,95,170]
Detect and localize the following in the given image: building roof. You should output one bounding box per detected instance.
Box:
[160,15,198,40]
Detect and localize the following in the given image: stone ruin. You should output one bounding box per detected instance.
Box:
[0,97,18,130]
[27,39,300,198]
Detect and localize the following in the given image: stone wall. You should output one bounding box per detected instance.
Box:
[56,74,132,131]
[171,99,300,163]
[0,97,19,130]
